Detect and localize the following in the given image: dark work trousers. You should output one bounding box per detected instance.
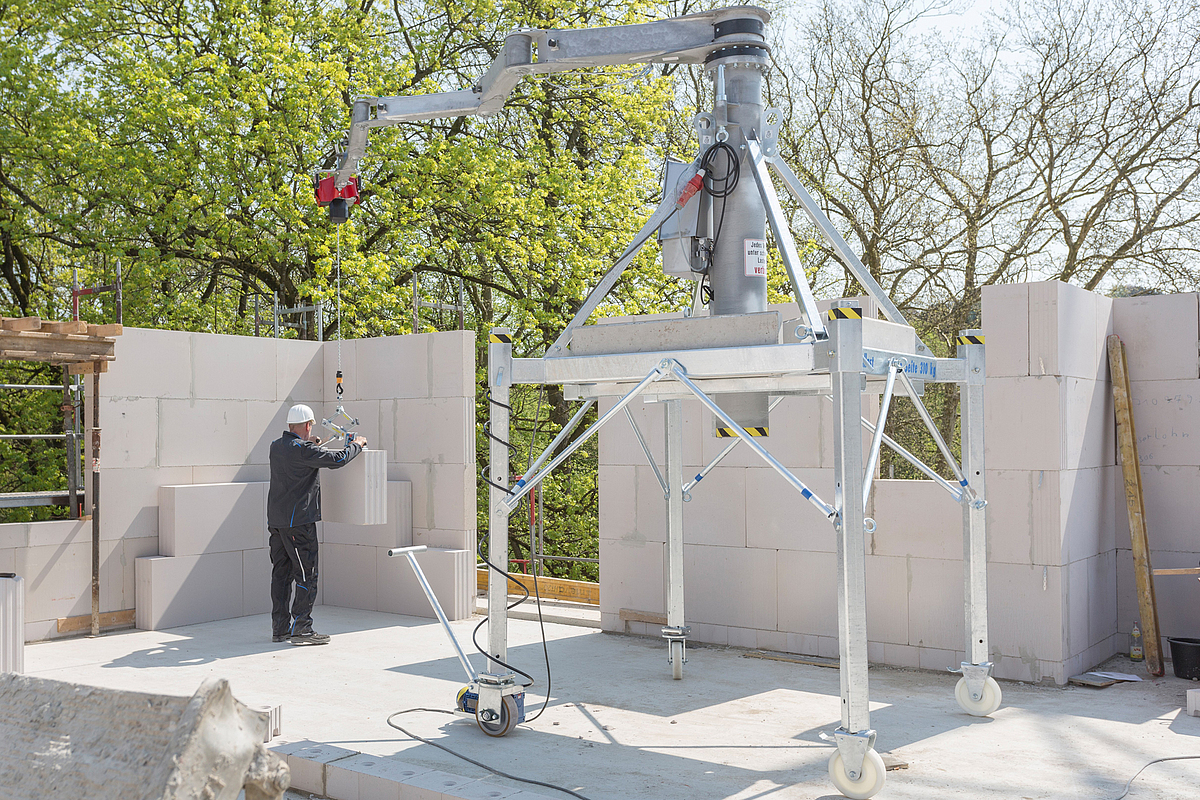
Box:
[269,523,319,636]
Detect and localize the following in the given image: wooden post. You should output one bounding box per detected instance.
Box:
[1107,334,1163,676]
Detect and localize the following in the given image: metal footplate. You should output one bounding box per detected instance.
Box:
[820,728,877,781]
[661,625,691,665]
[954,661,994,704]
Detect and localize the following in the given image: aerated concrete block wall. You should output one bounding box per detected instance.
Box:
[0,327,476,640]
[598,282,1200,684]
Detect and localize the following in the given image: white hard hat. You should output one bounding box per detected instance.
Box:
[287,404,315,424]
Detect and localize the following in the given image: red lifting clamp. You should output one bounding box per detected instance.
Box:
[314,173,360,224]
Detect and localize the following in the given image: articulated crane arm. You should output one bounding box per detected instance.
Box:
[331,6,772,189]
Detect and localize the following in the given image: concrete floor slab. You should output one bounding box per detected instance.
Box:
[22,606,1200,800]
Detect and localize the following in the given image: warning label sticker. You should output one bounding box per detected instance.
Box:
[744,238,767,277]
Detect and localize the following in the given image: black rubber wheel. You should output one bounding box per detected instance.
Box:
[476,694,519,737]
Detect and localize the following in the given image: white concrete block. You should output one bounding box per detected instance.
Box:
[355,335,428,400]
[191,464,270,483]
[378,547,472,620]
[322,449,387,525]
[599,397,703,470]
[1061,467,1117,563]
[118,537,158,612]
[100,397,158,467]
[403,769,477,800]
[135,551,243,630]
[1066,557,1088,658]
[598,465,637,541]
[412,528,470,551]
[598,538,664,617]
[1062,378,1115,470]
[1087,550,1117,651]
[684,544,776,630]
[277,339,324,403]
[248,402,291,465]
[1127,379,1200,466]
[325,481,412,548]
[13,541,91,622]
[159,482,268,556]
[871,480,962,560]
[449,779,523,800]
[984,376,1063,471]
[322,544,378,611]
[1120,465,1200,552]
[1029,281,1109,381]
[989,562,1064,662]
[243,548,272,616]
[24,519,89,548]
[102,328,192,399]
[776,549,837,637]
[1187,689,1200,717]
[745,467,835,552]
[866,555,909,645]
[918,647,960,673]
[159,398,249,467]
[906,558,963,652]
[430,330,476,398]
[682,467,746,547]
[192,332,277,400]
[630,465,667,544]
[326,754,433,800]
[274,741,359,796]
[981,283,1029,377]
[750,394,824,470]
[391,462,476,534]
[98,466,192,541]
[388,398,473,464]
[1113,292,1199,381]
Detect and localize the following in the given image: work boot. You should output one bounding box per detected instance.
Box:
[290,630,330,645]
[272,634,288,643]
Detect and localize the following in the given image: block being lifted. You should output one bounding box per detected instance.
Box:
[321,448,387,525]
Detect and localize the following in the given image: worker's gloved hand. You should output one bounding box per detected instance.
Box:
[352,434,368,448]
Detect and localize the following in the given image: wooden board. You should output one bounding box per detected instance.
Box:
[1108,334,1164,676]
[1,316,42,331]
[86,323,123,337]
[41,320,88,334]
[1153,567,1200,576]
[67,360,109,375]
[56,608,135,634]
[1069,673,1119,688]
[619,608,667,625]
[477,569,599,605]
[742,650,840,669]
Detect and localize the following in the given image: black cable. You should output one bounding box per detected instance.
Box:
[700,141,740,255]
[1105,754,1200,800]
[386,709,594,800]
[481,389,515,495]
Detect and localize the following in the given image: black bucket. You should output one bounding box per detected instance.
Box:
[1167,638,1200,680]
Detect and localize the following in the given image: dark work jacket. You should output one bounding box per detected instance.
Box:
[267,431,363,528]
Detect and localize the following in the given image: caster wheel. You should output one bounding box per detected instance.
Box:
[670,640,684,680]
[476,695,519,737]
[828,748,885,799]
[955,675,1002,716]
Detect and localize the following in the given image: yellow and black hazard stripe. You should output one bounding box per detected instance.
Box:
[488,332,513,344]
[827,307,863,320]
[716,426,769,438]
[956,334,985,346]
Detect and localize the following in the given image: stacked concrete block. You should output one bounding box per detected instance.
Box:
[324,481,413,548]
[159,482,268,555]
[136,551,244,630]
[321,449,387,526]
[3,321,477,641]
[378,547,474,620]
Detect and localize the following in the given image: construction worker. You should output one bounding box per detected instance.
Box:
[267,404,367,645]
